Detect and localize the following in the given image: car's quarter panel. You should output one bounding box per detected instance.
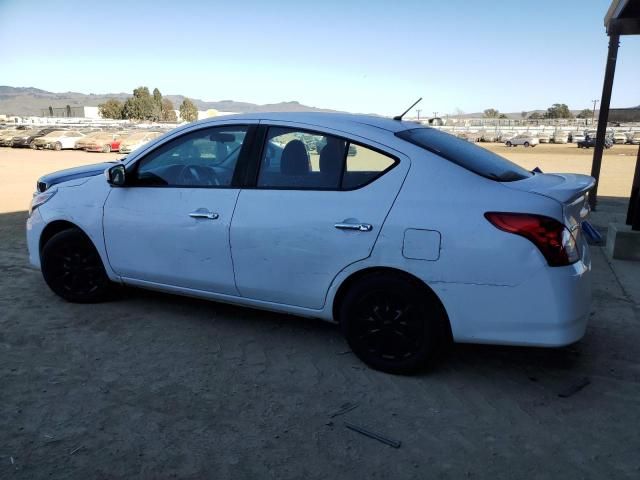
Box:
[103,187,240,294]
[230,123,410,309]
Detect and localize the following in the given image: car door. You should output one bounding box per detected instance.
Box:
[103,124,254,294]
[230,124,409,309]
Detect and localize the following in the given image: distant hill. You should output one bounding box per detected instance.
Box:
[0,86,338,116]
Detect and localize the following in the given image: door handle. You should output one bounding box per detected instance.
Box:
[335,222,373,232]
[189,208,219,220]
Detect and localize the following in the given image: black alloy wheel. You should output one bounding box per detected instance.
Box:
[340,273,447,374]
[41,228,112,303]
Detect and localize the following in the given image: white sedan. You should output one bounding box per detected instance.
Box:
[505,135,540,147]
[26,113,594,373]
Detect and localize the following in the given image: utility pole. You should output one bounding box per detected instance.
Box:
[415,109,421,120]
[433,111,438,118]
[591,99,599,126]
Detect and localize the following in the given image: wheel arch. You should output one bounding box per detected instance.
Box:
[39,220,89,255]
[331,266,452,341]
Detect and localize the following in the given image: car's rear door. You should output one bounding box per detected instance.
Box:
[103,123,256,294]
[230,123,409,309]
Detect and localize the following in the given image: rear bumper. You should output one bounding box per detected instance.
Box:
[433,257,591,347]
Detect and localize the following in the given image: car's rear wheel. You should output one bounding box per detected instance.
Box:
[102,144,111,153]
[54,142,62,151]
[339,272,448,374]
[524,141,530,147]
[41,228,112,303]
[30,142,37,149]
[506,141,512,147]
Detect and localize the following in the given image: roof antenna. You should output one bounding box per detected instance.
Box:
[393,97,422,121]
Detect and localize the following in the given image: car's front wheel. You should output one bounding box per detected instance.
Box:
[102,144,111,153]
[506,141,512,147]
[524,141,530,147]
[53,142,62,151]
[339,272,448,374]
[41,228,112,303]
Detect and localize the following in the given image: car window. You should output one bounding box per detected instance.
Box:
[257,127,347,189]
[397,127,532,182]
[133,126,247,187]
[342,145,396,189]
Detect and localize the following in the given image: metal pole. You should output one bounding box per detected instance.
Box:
[589,34,620,211]
[626,144,640,230]
[591,99,599,125]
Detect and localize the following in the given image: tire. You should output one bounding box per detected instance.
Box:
[41,228,112,303]
[102,144,111,153]
[506,141,512,147]
[524,141,530,147]
[339,272,448,374]
[54,142,62,151]
[30,142,37,149]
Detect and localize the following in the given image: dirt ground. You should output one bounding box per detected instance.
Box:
[1,144,640,479]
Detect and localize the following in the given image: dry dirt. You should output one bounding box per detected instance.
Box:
[1,144,640,479]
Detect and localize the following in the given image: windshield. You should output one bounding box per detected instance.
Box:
[397,128,532,182]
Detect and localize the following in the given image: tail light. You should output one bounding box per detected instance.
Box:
[485,212,579,267]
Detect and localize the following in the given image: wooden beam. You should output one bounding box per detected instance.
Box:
[607,17,640,35]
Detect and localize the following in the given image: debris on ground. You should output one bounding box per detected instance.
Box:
[344,422,401,448]
[329,402,359,418]
[558,377,591,398]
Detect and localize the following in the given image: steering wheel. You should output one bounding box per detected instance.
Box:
[178,164,220,186]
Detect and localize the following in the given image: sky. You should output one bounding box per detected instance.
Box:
[0,0,638,116]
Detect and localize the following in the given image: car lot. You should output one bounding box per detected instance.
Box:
[1,144,640,478]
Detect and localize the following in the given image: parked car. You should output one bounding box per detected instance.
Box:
[628,132,640,145]
[479,130,499,142]
[0,129,20,146]
[537,132,551,144]
[77,132,125,153]
[10,128,57,148]
[32,130,85,150]
[612,132,628,144]
[552,131,569,144]
[74,131,105,150]
[497,131,516,143]
[118,131,163,154]
[27,113,595,373]
[505,134,539,147]
[568,131,585,143]
[577,136,613,149]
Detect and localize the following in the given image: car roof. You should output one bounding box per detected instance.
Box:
[193,112,418,135]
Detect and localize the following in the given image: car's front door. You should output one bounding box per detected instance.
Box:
[103,124,254,294]
[230,124,409,309]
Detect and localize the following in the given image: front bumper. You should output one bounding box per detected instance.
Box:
[26,208,46,270]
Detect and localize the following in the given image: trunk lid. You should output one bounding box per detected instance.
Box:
[503,171,595,230]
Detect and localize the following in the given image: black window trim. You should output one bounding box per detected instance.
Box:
[245,124,400,192]
[123,124,258,189]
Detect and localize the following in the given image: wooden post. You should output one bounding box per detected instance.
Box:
[589,34,620,210]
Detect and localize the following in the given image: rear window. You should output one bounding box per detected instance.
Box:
[397,128,532,182]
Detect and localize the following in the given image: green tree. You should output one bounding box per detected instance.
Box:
[576,108,592,119]
[498,113,508,119]
[161,98,177,122]
[544,103,573,119]
[528,112,543,120]
[98,99,124,119]
[152,88,163,121]
[122,86,156,120]
[483,108,500,118]
[179,98,198,122]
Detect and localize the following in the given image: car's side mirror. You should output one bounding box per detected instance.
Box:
[105,164,127,186]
